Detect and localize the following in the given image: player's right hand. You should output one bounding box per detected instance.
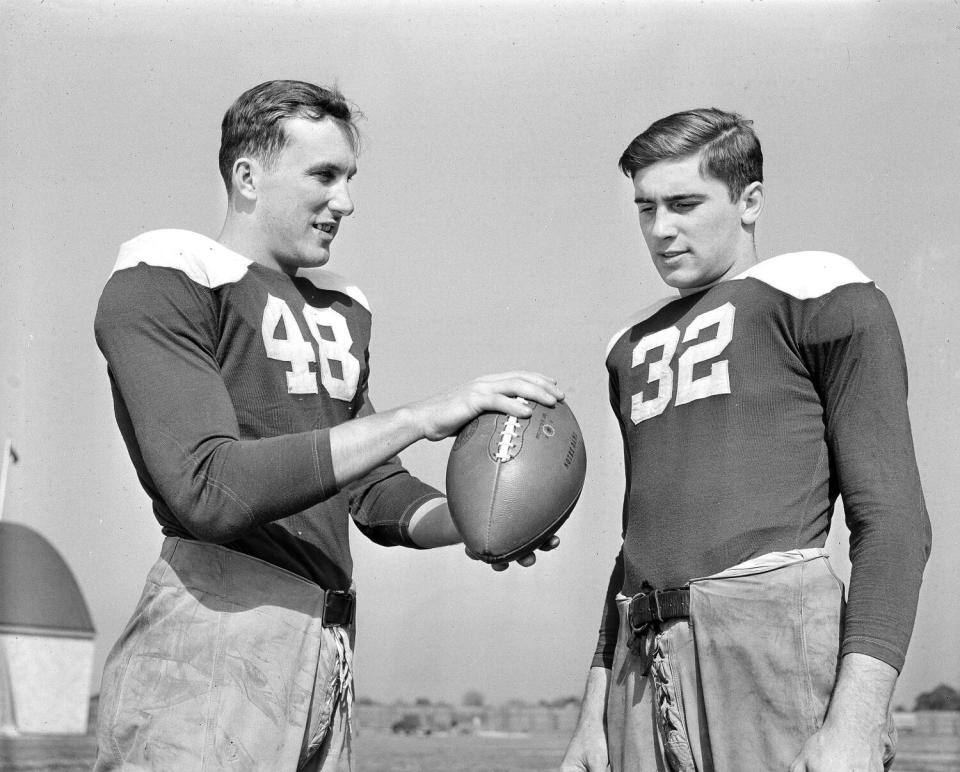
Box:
[412,371,564,441]
[559,723,610,771]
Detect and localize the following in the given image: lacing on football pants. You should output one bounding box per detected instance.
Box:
[605,550,896,772]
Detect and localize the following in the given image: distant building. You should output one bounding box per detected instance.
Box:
[0,522,96,734]
[355,700,579,736]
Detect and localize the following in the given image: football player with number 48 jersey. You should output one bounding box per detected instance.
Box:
[561,110,930,772]
[93,80,563,772]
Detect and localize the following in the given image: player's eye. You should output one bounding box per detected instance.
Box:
[310,168,339,184]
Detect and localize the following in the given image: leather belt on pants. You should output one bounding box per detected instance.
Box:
[322,589,356,627]
[628,587,690,630]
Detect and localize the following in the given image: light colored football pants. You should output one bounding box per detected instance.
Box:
[606,550,897,772]
[94,537,354,771]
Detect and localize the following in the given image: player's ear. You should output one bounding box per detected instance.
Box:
[230,157,259,202]
[740,181,764,226]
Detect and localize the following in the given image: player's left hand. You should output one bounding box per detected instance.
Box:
[789,723,887,772]
[467,534,560,572]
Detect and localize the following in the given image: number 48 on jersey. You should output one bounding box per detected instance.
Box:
[261,294,361,402]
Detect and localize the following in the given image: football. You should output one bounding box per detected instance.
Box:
[446,400,587,564]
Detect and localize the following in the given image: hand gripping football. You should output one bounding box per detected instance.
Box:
[446,400,587,564]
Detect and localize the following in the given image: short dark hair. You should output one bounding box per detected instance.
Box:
[618,108,763,201]
[218,80,361,191]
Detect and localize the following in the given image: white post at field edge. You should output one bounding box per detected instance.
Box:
[0,439,18,522]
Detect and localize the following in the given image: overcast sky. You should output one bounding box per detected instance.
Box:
[1,0,958,709]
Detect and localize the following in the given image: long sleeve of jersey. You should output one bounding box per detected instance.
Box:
[595,252,930,672]
[95,229,443,588]
[801,283,931,668]
[96,261,337,539]
[591,551,624,669]
[341,392,443,549]
[591,365,633,669]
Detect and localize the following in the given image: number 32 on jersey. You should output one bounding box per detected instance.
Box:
[631,302,735,424]
[261,294,360,401]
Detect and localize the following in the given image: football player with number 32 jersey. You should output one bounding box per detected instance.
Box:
[562,109,930,772]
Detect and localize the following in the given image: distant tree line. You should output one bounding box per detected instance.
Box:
[914,684,960,711]
[360,685,960,712]
[355,691,583,709]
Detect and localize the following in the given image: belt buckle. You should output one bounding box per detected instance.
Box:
[322,589,355,627]
[649,590,664,624]
[629,589,663,631]
[627,590,652,656]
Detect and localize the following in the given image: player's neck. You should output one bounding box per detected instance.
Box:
[677,246,759,297]
[217,216,289,274]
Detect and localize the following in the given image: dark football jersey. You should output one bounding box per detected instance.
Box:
[95,229,443,591]
[594,252,930,671]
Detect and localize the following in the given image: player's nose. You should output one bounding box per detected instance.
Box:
[649,209,677,240]
[329,181,355,217]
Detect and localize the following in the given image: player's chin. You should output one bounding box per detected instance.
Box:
[298,245,332,269]
[658,266,696,288]
[662,271,714,295]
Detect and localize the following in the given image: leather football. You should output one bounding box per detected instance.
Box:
[446,400,587,564]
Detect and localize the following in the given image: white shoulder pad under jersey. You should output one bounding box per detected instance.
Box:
[113,230,372,311]
[606,296,678,358]
[733,251,872,299]
[605,252,872,357]
[297,267,371,312]
[113,229,251,288]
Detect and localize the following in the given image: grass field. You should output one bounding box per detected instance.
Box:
[2,729,959,771]
[355,731,569,771]
[354,731,960,772]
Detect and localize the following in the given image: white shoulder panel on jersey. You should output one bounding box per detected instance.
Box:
[733,251,872,299]
[296,267,371,312]
[605,296,678,358]
[113,229,251,288]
